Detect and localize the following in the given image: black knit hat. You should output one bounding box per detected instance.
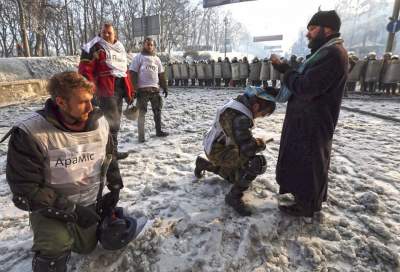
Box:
[307,10,341,32]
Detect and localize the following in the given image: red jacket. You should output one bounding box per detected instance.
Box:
[78,43,134,101]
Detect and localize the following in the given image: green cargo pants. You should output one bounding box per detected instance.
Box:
[136,88,163,142]
[206,142,249,185]
[30,212,98,257]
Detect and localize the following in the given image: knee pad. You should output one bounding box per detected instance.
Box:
[247,155,267,175]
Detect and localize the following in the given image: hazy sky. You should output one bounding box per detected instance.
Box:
[206,0,338,51]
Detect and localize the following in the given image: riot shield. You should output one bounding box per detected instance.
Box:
[347,60,366,82]
[239,62,249,79]
[180,63,189,79]
[260,61,270,81]
[196,63,205,79]
[364,60,383,82]
[382,60,400,84]
[249,62,261,81]
[214,62,222,78]
[205,63,213,80]
[231,62,240,80]
[222,62,232,78]
[172,64,181,80]
[189,63,197,79]
[167,65,173,81]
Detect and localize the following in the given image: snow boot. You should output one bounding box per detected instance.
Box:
[194,156,219,178]
[225,186,252,216]
[278,203,314,218]
[116,151,129,160]
[32,251,70,272]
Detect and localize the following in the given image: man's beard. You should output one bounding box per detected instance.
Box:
[62,107,88,125]
[307,28,327,50]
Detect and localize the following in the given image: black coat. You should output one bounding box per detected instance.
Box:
[276,39,348,212]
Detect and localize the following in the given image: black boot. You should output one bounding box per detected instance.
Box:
[194,156,219,178]
[116,152,129,160]
[32,252,70,272]
[154,109,169,137]
[225,186,252,216]
[156,130,169,137]
[278,203,314,218]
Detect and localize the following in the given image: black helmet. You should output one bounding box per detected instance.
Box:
[98,207,148,250]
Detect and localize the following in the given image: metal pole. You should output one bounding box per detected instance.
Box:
[386,0,400,53]
[142,0,146,39]
[224,16,227,58]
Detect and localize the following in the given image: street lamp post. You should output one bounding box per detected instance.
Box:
[386,0,400,53]
[224,16,228,58]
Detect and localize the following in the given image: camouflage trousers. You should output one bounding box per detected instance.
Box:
[30,212,98,257]
[136,88,163,142]
[206,142,249,188]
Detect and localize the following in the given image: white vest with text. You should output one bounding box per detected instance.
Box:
[18,113,109,206]
[203,99,253,155]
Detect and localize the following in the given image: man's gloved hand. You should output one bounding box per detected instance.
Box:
[100,189,120,217]
[75,205,101,228]
[37,197,100,229]
[255,138,266,151]
[162,88,168,98]
[272,62,291,74]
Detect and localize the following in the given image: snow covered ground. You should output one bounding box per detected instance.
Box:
[0,88,399,272]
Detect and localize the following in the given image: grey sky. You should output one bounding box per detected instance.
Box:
[207,0,338,51]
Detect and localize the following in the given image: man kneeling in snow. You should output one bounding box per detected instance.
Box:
[2,72,147,272]
[194,87,276,216]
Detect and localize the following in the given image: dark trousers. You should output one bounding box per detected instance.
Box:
[98,78,125,149]
[136,88,163,142]
[191,79,196,86]
[215,78,221,87]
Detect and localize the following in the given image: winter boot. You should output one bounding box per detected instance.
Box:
[194,156,219,178]
[154,110,169,137]
[116,152,129,160]
[278,203,314,218]
[32,251,70,272]
[225,186,252,216]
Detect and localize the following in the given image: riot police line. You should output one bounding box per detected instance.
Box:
[164,54,400,96]
[164,57,285,88]
[347,52,399,95]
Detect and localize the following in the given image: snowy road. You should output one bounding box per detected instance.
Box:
[0,88,399,272]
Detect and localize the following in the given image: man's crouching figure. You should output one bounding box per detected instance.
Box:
[195,88,276,216]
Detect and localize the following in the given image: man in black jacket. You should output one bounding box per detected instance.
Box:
[3,72,144,271]
[271,10,348,217]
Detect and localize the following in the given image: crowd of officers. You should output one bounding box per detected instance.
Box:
[166,52,400,97]
[346,51,400,95]
[165,55,304,88]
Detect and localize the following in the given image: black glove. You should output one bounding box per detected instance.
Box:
[75,205,101,228]
[272,62,291,74]
[100,190,120,217]
[37,203,100,229]
[162,89,168,98]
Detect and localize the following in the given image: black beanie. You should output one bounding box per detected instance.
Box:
[307,10,341,32]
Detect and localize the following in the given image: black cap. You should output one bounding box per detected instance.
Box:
[307,10,341,32]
